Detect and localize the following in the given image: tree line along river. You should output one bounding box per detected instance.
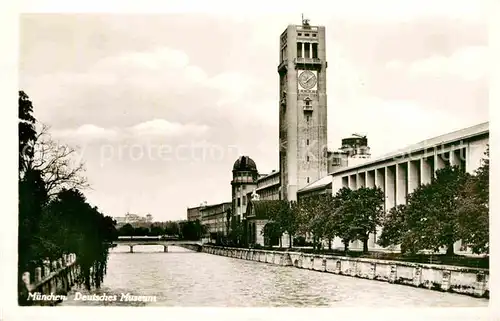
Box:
[61,246,489,307]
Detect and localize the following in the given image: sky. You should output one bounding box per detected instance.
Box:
[18,3,489,221]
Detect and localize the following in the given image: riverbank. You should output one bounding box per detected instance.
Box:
[251,246,489,269]
[187,245,489,299]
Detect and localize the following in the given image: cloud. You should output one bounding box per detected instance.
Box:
[98,47,190,71]
[52,124,120,141]
[386,46,488,81]
[51,119,210,142]
[128,119,209,137]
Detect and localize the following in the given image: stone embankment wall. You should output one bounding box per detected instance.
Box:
[20,253,79,305]
[180,244,203,252]
[199,245,489,298]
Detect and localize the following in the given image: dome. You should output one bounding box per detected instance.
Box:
[232,156,257,172]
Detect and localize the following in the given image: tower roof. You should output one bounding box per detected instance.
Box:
[232,156,258,172]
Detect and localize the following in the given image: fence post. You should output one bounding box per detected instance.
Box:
[22,272,31,291]
[35,267,42,284]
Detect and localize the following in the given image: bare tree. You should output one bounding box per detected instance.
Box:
[24,124,89,198]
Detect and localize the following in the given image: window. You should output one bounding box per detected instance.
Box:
[306,115,310,122]
[297,42,302,58]
[312,33,317,37]
[304,43,310,58]
[242,196,246,206]
[307,177,310,183]
[298,33,302,36]
[312,43,318,59]
[237,198,241,207]
[307,156,310,162]
[306,139,309,145]
[242,185,246,190]
[305,33,310,36]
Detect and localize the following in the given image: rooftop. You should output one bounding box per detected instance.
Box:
[233,156,258,172]
[298,175,332,193]
[257,170,280,180]
[200,201,232,211]
[331,121,489,176]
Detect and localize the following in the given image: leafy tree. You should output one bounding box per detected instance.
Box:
[331,187,356,252]
[263,200,299,248]
[320,194,337,250]
[134,227,150,236]
[40,188,117,290]
[149,225,164,236]
[254,200,287,246]
[457,147,489,254]
[297,195,327,250]
[19,91,37,177]
[285,201,301,248]
[229,215,244,246]
[18,91,46,301]
[164,221,180,236]
[18,92,117,304]
[402,165,469,255]
[349,187,385,252]
[179,220,206,240]
[377,204,408,250]
[118,223,135,236]
[18,169,48,270]
[262,222,281,246]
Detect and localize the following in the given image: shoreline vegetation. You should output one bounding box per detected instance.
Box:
[18,91,118,305]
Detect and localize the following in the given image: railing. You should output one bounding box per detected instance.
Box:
[20,253,79,305]
[295,57,322,65]
[116,235,180,241]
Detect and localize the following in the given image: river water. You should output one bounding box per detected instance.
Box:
[61,245,489,307]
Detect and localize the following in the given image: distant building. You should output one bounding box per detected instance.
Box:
[327,151,348,173]
[200,202,232,241]
[255,170,280,201]
[186,206,203,222]
[113,212,154,228]
[340,134,371,159]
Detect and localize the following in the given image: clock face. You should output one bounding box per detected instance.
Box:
[298,70,317,90]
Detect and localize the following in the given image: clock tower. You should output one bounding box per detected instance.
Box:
[278,18,328,201]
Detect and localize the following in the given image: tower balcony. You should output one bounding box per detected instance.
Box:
[303,105,313,112]
[232,176,257,184]
[294,57,324,69]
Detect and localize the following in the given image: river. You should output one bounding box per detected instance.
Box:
[61,245,489,307]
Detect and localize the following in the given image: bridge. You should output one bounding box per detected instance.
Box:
[112,236,203,253]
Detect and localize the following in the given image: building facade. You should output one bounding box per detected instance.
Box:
[200,202,232,240]
[242,170,282,246]
[186,206,202,222]
[329,122,489,252]
[255,170,280,201]
[278,18,329,202]
[114,212,154,228]
[231,156,259,222]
